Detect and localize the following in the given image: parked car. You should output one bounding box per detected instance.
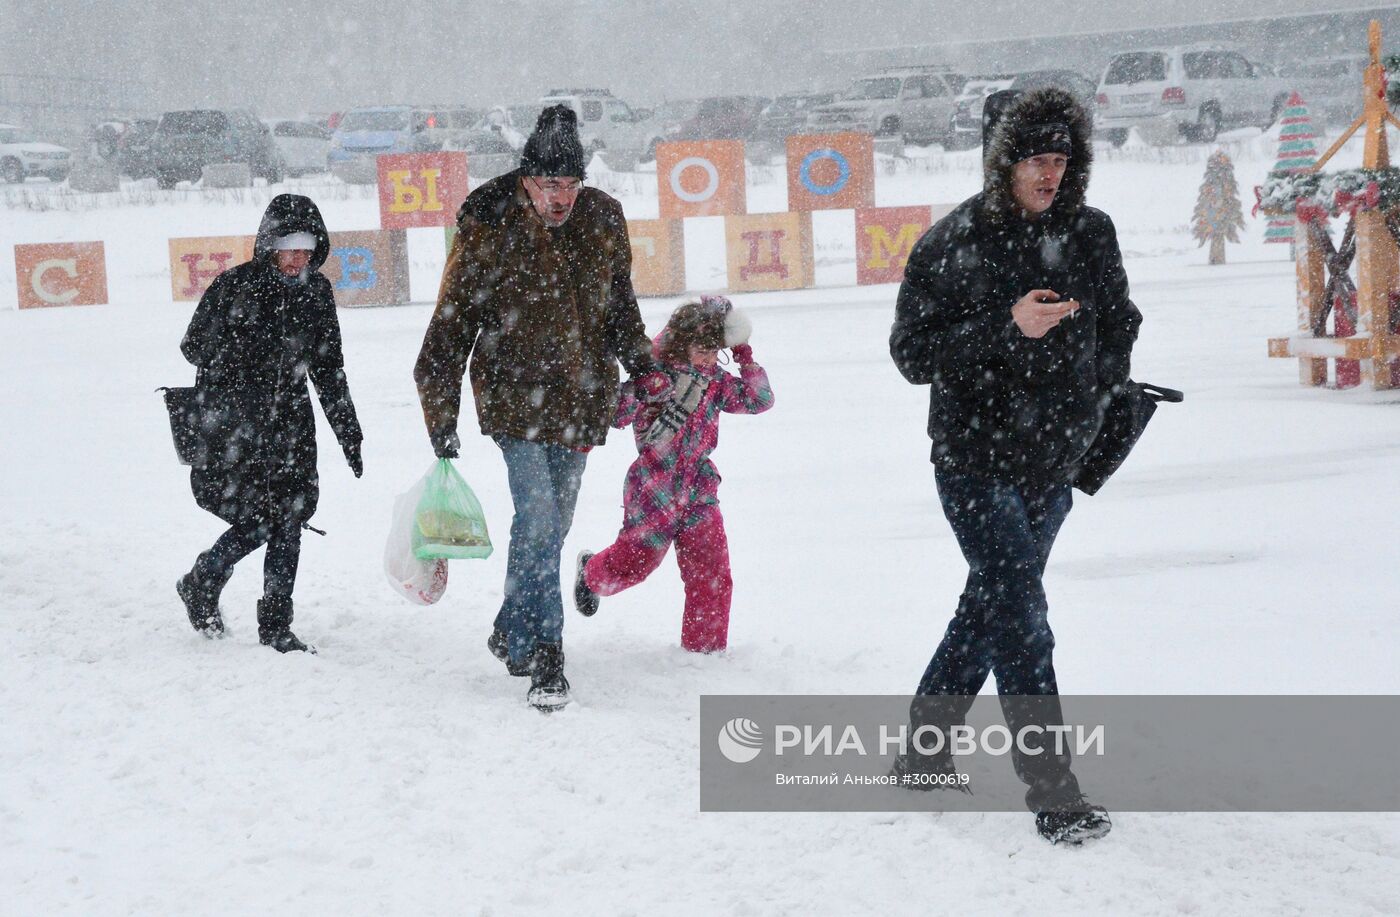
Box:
[264,118,331,177]
[0,123,73,183]
[148,109,282,188]
[661,95,769,144]
[749,92,838,146]
[329,105,443,182]
[536,89,665,167]
[1276,55,1368,126]
[116,118,160,179]
[1095,47,1290,145]
[808,66,965,145]
[947,74,1015,148]
[949,70,1097,149]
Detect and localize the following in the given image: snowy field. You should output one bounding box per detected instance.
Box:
[4,129,1400,914]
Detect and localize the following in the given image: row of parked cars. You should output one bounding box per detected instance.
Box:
[3,44,1379,189]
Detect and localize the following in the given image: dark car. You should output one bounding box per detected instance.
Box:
[116,118,160,179]
[750,92,839,145]
[662,95,769,143]
[949,70,1098,148]
[148,109,283,188]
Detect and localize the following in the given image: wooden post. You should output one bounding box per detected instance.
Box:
[1355,209,1399,389]
[1363,21,1390,170]
[1295,216,1328,385]
[1357,20,1398,388]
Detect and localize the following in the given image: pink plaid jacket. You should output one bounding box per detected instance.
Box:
[613,358,774,549]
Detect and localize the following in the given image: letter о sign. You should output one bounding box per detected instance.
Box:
[656,141,747,218]
[786,132,874,211]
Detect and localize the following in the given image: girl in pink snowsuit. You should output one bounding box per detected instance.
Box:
[574,296,774,652]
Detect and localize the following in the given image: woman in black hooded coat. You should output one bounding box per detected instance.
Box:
[176,193,363,652]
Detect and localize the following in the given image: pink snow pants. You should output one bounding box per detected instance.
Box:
[584,504,733,652]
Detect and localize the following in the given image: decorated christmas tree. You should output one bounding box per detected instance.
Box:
[1193,150,1246,265]
[1264,93,1320,249]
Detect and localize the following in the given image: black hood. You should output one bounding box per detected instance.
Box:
[253,193,331,271]
[981,87,1093,228]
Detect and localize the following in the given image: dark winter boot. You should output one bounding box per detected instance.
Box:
[488,627,532,677]
[526,642,570,712]
[177,572,225,638]
[1035,795,1112,845]
[573,550,599,617]
[257,596,315,654]
[889,750,973,795]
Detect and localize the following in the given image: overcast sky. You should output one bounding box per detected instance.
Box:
[1,0,1393,117]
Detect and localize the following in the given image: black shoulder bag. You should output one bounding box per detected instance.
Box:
[1074,381,1184,495]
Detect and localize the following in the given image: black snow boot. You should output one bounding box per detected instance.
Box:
[526,642,570,712]
[573,550,599,617]
[177,572,226,638]
[1036,795,1112,846]
[488,627,532,676]
[889,750,972,795]
[257,596,315,654]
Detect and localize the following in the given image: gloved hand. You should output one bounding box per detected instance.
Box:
[431,428,460,460]
[635,370,674,404]
[730,343,755,365]
[344,439,364,478]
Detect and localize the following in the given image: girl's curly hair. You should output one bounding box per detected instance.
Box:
[656,296,730,365]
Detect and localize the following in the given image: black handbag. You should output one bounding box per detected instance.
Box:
[157,385,216,467]
[1074,381,1183,495]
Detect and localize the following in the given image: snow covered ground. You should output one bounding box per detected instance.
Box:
[3,129,1400,914]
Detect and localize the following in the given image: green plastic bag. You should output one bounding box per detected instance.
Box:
[412,459,494,560]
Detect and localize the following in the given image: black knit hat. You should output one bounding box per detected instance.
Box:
[519,104,588,179]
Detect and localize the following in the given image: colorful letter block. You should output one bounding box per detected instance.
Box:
[786,132,875,211]
[723,212,814,293]
[323,229,410,307]
[14,242,108,309]
[168,236,255,302]
[656,141,747,219]
[626,219,686,296]
[855,206,931,285]
[378,152,469,230]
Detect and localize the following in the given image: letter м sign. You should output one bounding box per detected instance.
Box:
[377,152,469,229]
[14,242,108,309]
[856,206,931,285]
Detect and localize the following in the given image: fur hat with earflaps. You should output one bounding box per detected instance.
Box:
[980,87,1093,227]
[519,104,588,179]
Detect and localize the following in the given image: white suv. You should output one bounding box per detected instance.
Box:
[808,66,964,145]
[1095,47,1289,145]
[536,89,664,168]
[0,123,73,183]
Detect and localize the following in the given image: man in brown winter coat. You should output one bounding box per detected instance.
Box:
[414,105,667,711]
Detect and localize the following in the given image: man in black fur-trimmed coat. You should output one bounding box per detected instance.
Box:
[889,88,1141,845]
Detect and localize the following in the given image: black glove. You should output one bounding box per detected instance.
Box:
[431,428,460,460]
[344,439,364,478]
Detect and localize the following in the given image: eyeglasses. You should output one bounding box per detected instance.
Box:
[528,177,584,195]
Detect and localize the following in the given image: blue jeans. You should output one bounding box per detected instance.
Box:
[492,436,588,667]
[913,470,1081,810]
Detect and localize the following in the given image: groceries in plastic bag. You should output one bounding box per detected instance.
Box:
[413,458,494,560]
